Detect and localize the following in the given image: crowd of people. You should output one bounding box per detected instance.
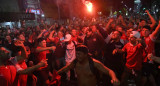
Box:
[0,10,160,86]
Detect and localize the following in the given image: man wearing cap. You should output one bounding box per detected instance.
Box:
[113,31,145,86]
[64,34,77,65]
[63,34,77,80]
[57,45,120,86]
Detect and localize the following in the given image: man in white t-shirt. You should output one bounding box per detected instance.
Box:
[64,34,77,80]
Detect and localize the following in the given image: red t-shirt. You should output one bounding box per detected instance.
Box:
[71,36,78,42]
[46,38,51,43]
[54,37,60,44]
[121,33,127,40]
[0,65,17,86]
[36,47,47,63]
[18,62,28,86]
[13,61,28,86]
[143,35,155,62]
[122,43,144,70]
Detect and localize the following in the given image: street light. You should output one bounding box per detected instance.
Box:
[41,14,45,17]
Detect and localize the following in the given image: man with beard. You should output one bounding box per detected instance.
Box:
[84,28,105,62]
[104,30,124,80]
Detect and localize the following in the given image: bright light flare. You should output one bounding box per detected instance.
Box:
[85,1,93,12]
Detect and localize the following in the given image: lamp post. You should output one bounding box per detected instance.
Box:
[57,0,61,20]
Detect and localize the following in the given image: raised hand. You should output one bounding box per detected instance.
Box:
[109,18,114,23]
[145,10,149,14]
[51,30,55,33]
[14,40,24,47]
[41,29,46,33]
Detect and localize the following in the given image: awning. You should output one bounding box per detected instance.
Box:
[0,12,35,22]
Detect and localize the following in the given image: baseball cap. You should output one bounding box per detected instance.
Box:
[64,34,71,42]
[130,31,141,38]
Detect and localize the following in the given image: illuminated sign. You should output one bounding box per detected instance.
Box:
[26,8,41,15]
[37,10,40,14]
[30,9,41,14]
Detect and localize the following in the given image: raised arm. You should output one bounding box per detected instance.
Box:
[35,46,56,53]
[48,30,56,42]
[37,29,46,39]
[119,15,127,27]
[96,24,108,39]
[150,20,160,38]
[105,18,114,31]
[14,40,28,61]
[17,59,48,74]
[145,10,156,29]
[48,25,55,31]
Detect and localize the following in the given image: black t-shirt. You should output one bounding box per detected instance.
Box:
[84,33,105,55]
[104,40,124,69]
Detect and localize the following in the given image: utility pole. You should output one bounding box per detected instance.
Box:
[57,0,61,20]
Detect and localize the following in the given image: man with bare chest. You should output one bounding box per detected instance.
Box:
[58,45,120,86]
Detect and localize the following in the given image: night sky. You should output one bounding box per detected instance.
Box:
[0,0,159,19]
